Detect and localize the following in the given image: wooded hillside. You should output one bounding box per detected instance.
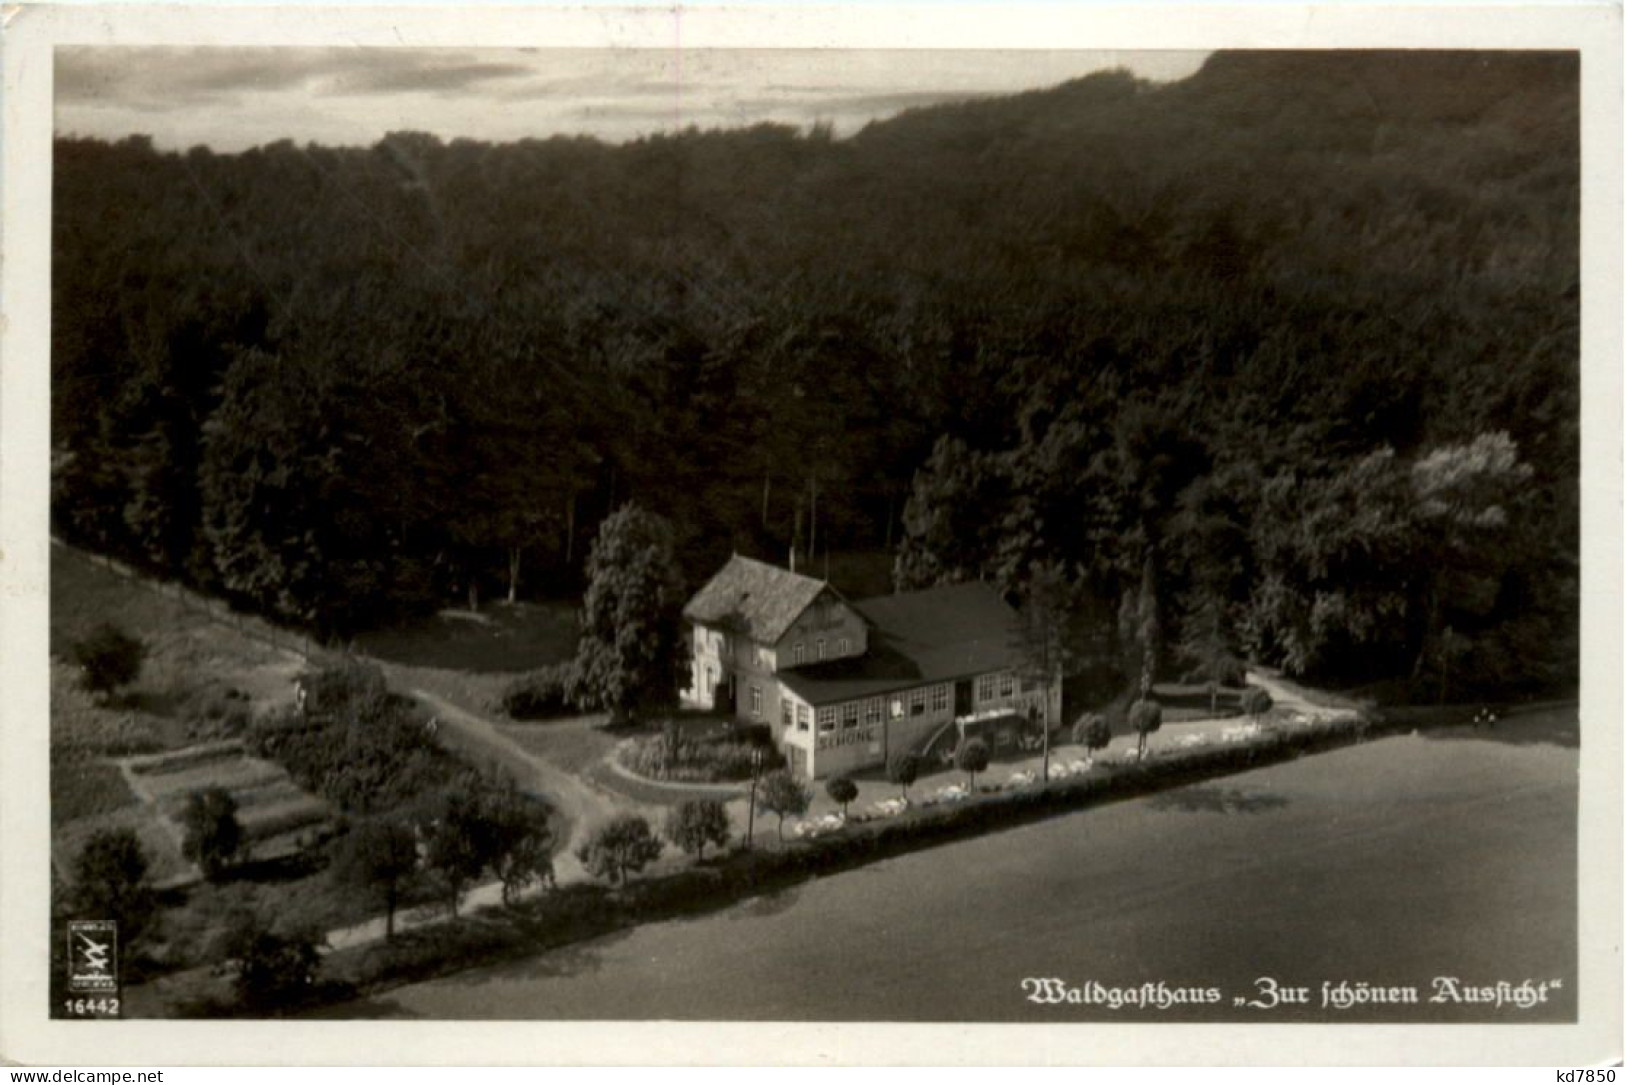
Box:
[52,50,1579,698]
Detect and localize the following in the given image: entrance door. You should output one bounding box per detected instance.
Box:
[955,679,974,717]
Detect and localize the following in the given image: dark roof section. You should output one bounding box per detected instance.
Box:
[682,554,830,645]
[778,581,1026,706]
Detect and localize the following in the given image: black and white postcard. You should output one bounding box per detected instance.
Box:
[1,2,1620,1067]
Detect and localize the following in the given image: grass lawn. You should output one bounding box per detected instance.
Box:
[51,545,307,751]
[356,601,579,674]
[50,749,139,826]
[497,717,615,776]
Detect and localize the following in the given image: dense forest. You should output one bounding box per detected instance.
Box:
[52,50,1579,701]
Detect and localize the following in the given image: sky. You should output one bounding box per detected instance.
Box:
[55,47,1210,151]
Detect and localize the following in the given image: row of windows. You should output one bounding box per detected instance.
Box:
[800,684,954,735]
[791,636,852,666]
[773,672,1046,736]
[975,672,1018,703]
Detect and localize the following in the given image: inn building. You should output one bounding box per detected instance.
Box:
[683,555,1060,779]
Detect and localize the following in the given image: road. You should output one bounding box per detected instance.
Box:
[317,706,1578,1022]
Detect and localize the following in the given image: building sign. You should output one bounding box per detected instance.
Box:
[817,724,880,751]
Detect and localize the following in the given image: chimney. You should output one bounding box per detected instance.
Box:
[789,545,797,574]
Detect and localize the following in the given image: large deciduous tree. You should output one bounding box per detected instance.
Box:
[70,829,157,945]
[573,504,687,724]
[576,815,664,885]
[329,819,420,939]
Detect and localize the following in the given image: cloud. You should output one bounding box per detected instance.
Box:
[316,60,537,96]
[53,47,1210,150]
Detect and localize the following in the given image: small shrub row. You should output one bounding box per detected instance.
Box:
[290,709,1391,1016]
[616,730,786,783]
[248,664,459,814]
[501,662,579,721]
[127,741,245,775]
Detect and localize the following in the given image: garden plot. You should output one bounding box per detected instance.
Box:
[120,744,335,872]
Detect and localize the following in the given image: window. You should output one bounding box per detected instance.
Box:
[931,685,949,713]
[750,685,762,717]
[976,674,996,703]
[999,673,1015,698]
[797,704,810,732]
[817,638,826,661]
[841,702,860,730]
[837,637,850,655]
[782,701,792,729]
[864,698,883,727]
[1020,675,1039,694]
[890,698,904,720]
[817,707,836,734]
[909,689,926,717]
[794,643,805,666]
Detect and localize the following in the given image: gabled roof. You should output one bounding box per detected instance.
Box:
[682,554,831,645]
[778,580,1028,706]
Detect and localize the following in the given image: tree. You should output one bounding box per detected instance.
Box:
[1407,432,1535,701]
[664,799,731,861]
[1072,713,1112,757]
[422,783,492,916]
[755,770,811,842]
[577,815,664,885]
[572,504,688,724]
[1128,699,1163,761]
[887,752,921,800]
[329,820,419,939]
[1241,687,1272,723]
[824,776,858,818]
[955,738,990,791]
[72,623,146,701]
[181,786,243,881]
[484,790,556,905]
[894,436,1009,590]
[218,908,324,1011]
[70,829,157,944]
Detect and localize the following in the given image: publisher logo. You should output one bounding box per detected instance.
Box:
[67,920,118,993]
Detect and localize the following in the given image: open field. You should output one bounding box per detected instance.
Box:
[356,602,579,674]
[329,706,1577,1022]
[51,545,316,888]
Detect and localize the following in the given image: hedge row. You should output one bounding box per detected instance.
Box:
[203,709,1399,1017]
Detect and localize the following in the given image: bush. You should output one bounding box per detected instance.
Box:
[70,828,157,944]
[329,819,419,939]
[730,722,775,748]
[501,661,579,721]
[218,909,324,1012]
[297,662,387,719]
[665,799,731,860]
[756,770,812,841]
[248,675,457,815]
[617,730,785,783]
[955,738,990,789]
[825,776,858,816]
[1129,699,1164,760]
[577,814,664,885]
[181,786,244,881]
[887,751,922,797]
[1242,687,1273,719]
[1072,713,1112,753]
[72,622,146,699]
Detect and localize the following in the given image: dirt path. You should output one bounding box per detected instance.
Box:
[405,689,620,862]
[1244,668,1361,722]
